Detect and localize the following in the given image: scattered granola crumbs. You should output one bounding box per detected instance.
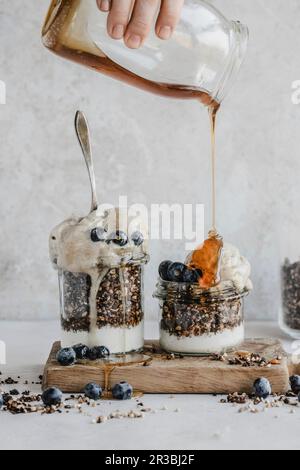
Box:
[166,354,176,361]
[212,351,282,369]
[221,390,299,414]
[225,393,249,404]
[96,416,107,424]
[2,377,18,385]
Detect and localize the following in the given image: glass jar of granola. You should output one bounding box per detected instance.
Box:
[154,280,249,355]
[50,209,149,354]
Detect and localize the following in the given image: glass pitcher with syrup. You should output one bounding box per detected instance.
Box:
[42,0,248,105]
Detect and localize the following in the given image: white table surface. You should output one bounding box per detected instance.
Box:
[0,321,299,451]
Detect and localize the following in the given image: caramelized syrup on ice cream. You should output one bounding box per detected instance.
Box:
[187,230,223,289]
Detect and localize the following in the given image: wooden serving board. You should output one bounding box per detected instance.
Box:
[43,339,294,395]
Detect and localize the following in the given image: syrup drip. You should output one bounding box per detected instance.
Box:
[79,353,152,399]
[187,103,223,289]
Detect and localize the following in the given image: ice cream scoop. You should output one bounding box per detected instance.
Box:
[186,234,252,292]
[220,243,253,291]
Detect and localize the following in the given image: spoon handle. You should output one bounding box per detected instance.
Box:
[75,111,98,213]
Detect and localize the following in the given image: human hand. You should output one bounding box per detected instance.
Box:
[97,0,184,49]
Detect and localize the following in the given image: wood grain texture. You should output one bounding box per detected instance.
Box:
[43,339,290,395]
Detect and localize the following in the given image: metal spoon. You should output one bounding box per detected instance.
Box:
[75,110,98,213]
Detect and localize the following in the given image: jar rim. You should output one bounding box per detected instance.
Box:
[154,278,250,304]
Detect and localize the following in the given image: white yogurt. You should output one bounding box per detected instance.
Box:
[62,322,144,354]
[160,324,244,355]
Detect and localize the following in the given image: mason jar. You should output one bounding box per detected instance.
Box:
[276,206,300,339]
[57,258,148,353]
[154,280,249,355]
[50,210,149,354]
[42,0,248,103]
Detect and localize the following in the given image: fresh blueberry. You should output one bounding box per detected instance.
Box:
[182,268,202,284]
[131,231,144,247]
[42,387,63,407]
[290,375,300,394]
[56,347,76,367]
[91,227,107,243]
[88,346,110,360]
[0,394,3,409]
[112,381,133,400]
[167,262,186,283]
[73,344,89,360]
[84,383,102,401]
[107,231,128,247]
[159,261,172,281]
[96,346,110,358]
[253,378,272,399]
[87,347,100,361]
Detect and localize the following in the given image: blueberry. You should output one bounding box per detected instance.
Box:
[91,227,107,243]
[290,375,300,394]
[73,344,89,360]
[87,347,99,361]
[84,383,102,400]
[0,395,3,409]
[107,231,128,247]
[112,382,133,400]
[56,347,76,367]
[253,378,272,399]
[131,231,144,247]
[159,261,172,281]
[182,268,202,284]
[96,346,110,358]
[167,262,186,283]
[87,346,110,361]
[42,387,63,407]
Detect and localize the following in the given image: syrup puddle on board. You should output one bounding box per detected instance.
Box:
[78,352,152,398]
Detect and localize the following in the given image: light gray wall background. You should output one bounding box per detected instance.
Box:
[0,0,299,322]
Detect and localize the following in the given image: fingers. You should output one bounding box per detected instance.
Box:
[107,0,133,40]
[97,0,111,12]
[124,0,160,49]
[97,0,183,49]
[156,0,184,40]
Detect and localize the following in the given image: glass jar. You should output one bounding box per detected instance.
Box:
[42,0,248,103]
[57,260,148,353]
[50,211,149,354]
[279,217,300,339]
[154,280,249,355]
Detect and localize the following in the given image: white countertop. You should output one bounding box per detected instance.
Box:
[0,321,299,451]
